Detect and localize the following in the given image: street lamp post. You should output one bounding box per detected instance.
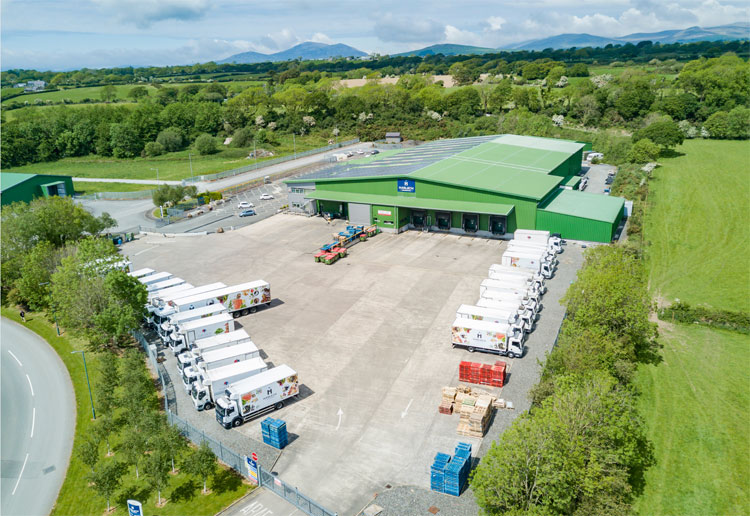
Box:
[72,350,96,420]
[293,133,296,160]
[150,167,163,218]
[188,153,194,181]
[253,139,257,170]
[38,281,60,336]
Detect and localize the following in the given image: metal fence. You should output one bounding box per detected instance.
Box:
[133,330,337,516]
[182,139,359,184]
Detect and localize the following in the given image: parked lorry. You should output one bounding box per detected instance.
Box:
[189,357,268,411]
[189,329,252,356]
[489,263,545,285]
[138,271,172,286]
[456,304,526,333]
[176,340,259,376]
[159,304,228,342]
[501,250,554,279]
[483,274,544,297]
[480,286,540,313]
[451,318,525,357]
[507,242,557,264]
[146,277,185,293]
[215,365,299,428]
[170,280,272,319]
[149,282,226,327]
[488,270,546,294]
[514,229,563,252]
[129,268,155,279]
[169,313,235,355]
[180,344,262,392]
[476,298,536,331]
[481,279,541,303]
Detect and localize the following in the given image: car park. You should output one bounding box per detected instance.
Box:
[259,193,274,200]
[239,209,256,217]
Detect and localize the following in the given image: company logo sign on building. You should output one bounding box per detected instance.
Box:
[377,210,392,216]
[397,179,415,193]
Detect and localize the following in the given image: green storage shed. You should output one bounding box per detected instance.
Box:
[1,173,74,207]
[536,189,625,242]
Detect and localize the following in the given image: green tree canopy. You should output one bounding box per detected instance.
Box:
[88,459,127,513]
[633,120,685,150]
[183,441,217,494]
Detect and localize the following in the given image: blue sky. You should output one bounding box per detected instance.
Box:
[2,0,748,70]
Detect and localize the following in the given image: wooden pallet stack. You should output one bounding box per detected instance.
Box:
[457,394,494,438]
[439,387,457,414]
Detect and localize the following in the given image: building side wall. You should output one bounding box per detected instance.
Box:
[1,175,74,206]
[535,210,614,243]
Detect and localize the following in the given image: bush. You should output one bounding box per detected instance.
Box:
[627,138,660,163]
[658,302,750,333]
[194,133,217,155]
[143,141,164,157]
[156,127,183,152]
[230,127,254,148]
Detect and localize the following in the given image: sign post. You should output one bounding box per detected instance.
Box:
[127,500,143,516]
[245,455,259,485]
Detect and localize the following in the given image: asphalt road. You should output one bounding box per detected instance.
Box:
[1,318,76,516]
[221,488,305,516]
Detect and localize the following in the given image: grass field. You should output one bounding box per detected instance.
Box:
[73,181,154,195]
[3,102,139,122]
[8,132,348,182]
[0,308,252,516]
[634,138,750,515]
[644,139,750,312]
[634,324,749,515]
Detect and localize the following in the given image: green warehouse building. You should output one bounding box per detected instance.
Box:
[1,173,74,207]
[285,134,625,243]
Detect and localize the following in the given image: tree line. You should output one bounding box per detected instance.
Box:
[471,245,660,514]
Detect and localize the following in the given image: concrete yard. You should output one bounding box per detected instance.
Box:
[122,214,584,515]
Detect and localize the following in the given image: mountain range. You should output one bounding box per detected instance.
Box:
[217,23,748,64]
[218,42,367,64]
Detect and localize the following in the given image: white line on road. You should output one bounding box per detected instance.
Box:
[8,350,23,366]
[336,408,343,430]
[401,398,414,419]
[30,408,35,438]
[26,374,34,396]
[11,453,29,495]
[134,246,157,256]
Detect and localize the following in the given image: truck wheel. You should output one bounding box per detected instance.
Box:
[203,402,213,410]
[232,311,241,319]
[249,306,258,314]
[467,347,475,353]
[274,401,284,410]
[232,418,243,428]
[508,352,517,359]
[241,308,249,316]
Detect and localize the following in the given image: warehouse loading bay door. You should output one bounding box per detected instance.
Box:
[490,215,507,235]
[348,203,371,225]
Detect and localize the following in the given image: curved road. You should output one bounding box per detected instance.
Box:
[1,318,75,516]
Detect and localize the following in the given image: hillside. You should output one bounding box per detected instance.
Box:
[395,44,498,57]
[219,42,367,64]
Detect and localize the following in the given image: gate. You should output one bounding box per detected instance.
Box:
[258,464,338,516]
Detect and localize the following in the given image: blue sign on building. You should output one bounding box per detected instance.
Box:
[397,179,415,193]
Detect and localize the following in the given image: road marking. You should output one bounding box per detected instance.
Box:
[134,246,157,256]
[30,408,35,438]
[240,500,274,515]
[26,374,34,396]
[336,408,343,430]
[401,398,414,419]
[8,350,22,366]
[11,453,29,495]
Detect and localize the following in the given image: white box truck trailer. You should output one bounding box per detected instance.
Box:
[507,242,557,264]
[451,318,525,357]
[514,229,563,252]
[501,250,554,279]
[138,271,172,286]
[215,365,299,428]
[480,287,540,313]
[489,264,545,286]
[181,345,262,392]
[476,298,536,331]
[189,357,268,411]
[129,268,156,279]
[189,329,252,356]
[485,271,546,295]
[481,279,541,304]
[160,304,228,342]
[173,280,272,319]
[456,304,525,333]
[169,313,235,355]
[177,340,259,375]
[149,282,226,327]
[146,277,185,293]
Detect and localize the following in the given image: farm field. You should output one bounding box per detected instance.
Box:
[73,181,154,195]
[635,138,750,515]
[7,133,349,182]
[2,102,140,122]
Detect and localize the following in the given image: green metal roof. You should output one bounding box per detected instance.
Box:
[539,189,625,223]
[564,176,582,188]
[307,189,514,216]
[1,173,36,192]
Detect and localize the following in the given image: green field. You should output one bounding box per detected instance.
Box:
[635,325,749,515]
[8,132,347,182]
[644,139,750,312]
[3,102,138,122]
[73,181,154,195]
[635,138,750,515]
[0,308,252,516]
[1,84,159,104]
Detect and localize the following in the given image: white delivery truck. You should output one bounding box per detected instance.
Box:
[138,271,172,286]
[149,282,227,327]
[501,250,554,279]
[169,313,235,355]
[129,268,156,279]
[189,329,252,355]
[451,318,525,357]
[489,263,545,286]
[514,229,563,252]
[507,242,557,264]
[144,284,194,324]
[171,280,272,319]
[476,298,536,332]
[456,304,525,333]
[177,340,259,375]
[486,271,546,295]
[146,277,185,293]
[190,357,268,411]
[215,365,299,428]
[160,304,228,342]
[481,279,541,304]
[480,286,540,313]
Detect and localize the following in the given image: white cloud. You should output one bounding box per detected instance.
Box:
[444,25,484,46]
[91,0,210,28]
[259,28,300,51]
[311,32,333,44]
[487,16,506,31]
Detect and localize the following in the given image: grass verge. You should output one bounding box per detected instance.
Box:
[1,308,252,515]
[73,181,155,195]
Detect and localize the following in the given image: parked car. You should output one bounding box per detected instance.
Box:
[239,209,256,217]
[237,201,254,209]
[371,149,380,155]
[259,193,274,200]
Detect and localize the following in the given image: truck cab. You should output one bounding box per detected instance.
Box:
[182,365,200,393]
[191,381,214,411]
[215,397,238,429]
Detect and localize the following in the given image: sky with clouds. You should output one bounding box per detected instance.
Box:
[1,0,748,70]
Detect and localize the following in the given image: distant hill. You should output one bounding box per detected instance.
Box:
[504,22,750,51]
[219,42,367,64]
[395,44,498,57]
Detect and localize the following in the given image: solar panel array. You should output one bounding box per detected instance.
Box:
[296,135,498,181]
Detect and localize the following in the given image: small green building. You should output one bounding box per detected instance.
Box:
[1,173,74,207]
[286,135,625,243]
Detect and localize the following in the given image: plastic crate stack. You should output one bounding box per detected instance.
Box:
[261,417,288,449]
[444,442,472,497]
[430,452,451,493]
[459,360,506,387]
